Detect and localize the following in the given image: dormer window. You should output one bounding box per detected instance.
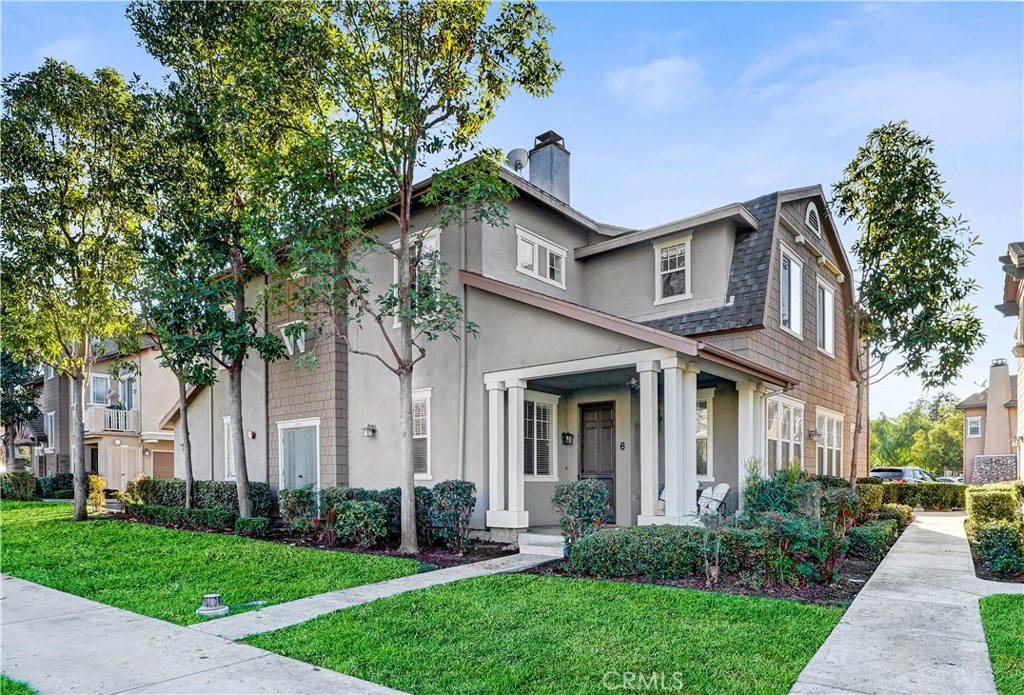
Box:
[654,235,692,305]
[516,227,566,289]
[805,202,822,236]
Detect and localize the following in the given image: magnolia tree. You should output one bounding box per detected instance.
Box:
[832,120,984,484]
[1,60,149,519]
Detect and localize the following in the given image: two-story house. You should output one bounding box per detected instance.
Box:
[992,241,1024,481]
[955,358,1018,483]
[174,131,868,543]
[32,339,179,490]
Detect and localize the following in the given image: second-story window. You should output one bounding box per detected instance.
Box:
[780,246,803,336]
[516,227,566,289]
[966,416,982,438]
[816,280,835,354]
[90,374,110,405]
[654,236,692,304]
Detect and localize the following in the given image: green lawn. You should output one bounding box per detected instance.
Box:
[981,594,1024,695]
[249,573,844,695]
[0,675,37,695]
[0,502,418,626]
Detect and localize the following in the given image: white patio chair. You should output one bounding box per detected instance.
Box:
[698,483,730,516]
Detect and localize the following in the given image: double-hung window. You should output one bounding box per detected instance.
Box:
[966,416,982,438]
[516,227,566,289]
[90,374,110,406]
[815,409,844,477]
[523,390,559,479]
[223,417,236,479]
[766,397,804,473]
[120,374,135,410]
[44,412,55,447]
[393,229,442,328]
[413,388,431,479]
[780,246,803,336]
[696,389,714,479]
[816,279,835,354]
[654,236,691,304]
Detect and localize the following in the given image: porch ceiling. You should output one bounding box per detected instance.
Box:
[529,368,731,394]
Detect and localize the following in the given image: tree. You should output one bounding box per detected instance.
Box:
[909,401,963,475]
[1,60,150,520]
[831,120,984,485]
[1,350,40,469]
[870,394,961,473]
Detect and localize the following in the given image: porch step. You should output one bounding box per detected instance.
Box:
[517,532,567,558]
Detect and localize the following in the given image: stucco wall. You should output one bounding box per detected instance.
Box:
[962,405,987,483]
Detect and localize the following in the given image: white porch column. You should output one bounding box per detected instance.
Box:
[486,379,529,529]
[486,382,505,515]
[637,361,661,525]
[661,357,700,524]
[736,382,757,513]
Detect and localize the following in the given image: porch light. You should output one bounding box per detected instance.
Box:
[362,424,377,438]
[561,432,574,446]
[807,429,823,444]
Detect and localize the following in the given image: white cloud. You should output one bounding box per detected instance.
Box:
[604,56,709,113]
[34,36,89,65]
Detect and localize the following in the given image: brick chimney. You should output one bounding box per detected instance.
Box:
[985,358,1012,454]
[528,131,570,204]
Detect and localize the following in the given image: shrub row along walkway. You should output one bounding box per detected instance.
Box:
[791,512,1024,695]
[190,553,552,641]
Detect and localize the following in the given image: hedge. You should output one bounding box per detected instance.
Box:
[966,487,1022,524]
[854,484,883,522]
[880,482,966,510]
[968,520,1024,576]
[234,516,271,537]
[125,477,272,517]
[124,503,238,530]
[52,489,74,499]
[847,519,899,561]
[38,473,75,498]
[877,503,914,531]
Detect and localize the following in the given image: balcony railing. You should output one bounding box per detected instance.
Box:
[85,406,139,434]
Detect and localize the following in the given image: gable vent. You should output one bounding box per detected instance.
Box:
[805,202,821,236]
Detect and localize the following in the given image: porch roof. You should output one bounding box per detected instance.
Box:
[461,271,798,389]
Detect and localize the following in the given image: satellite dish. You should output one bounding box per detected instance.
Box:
[506,148,529,174]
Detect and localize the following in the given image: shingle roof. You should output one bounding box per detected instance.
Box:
[956,390,987,410]
[642,193,777,336]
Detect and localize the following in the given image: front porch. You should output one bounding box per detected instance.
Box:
[484,347,776,542]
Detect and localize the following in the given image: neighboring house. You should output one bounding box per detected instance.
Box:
[173,131,868,541]
[955,359,1018,483]
[32,339,179,490]
[992,241,1024,481]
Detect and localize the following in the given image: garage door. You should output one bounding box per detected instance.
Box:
[152,451,175,479]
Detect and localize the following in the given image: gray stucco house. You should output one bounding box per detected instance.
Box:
[173,131,868,545]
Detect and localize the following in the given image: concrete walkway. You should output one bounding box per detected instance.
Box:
[0,575,402,694]
[791,512,1024,695]
[190,553,551,640]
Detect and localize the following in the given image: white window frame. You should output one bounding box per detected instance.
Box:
[805,201,822,236]
[45,365,55,380]
[523,389,560,481]
[653,235,693,305]
[697,387,715,482]
[277,417,321,490]
[223,416,236,480]
[816,277,835,356]
[966,416,982,438]
[779,243,803,337]
[815,406,844,477]
[44,411,56,448]
[393,228,443,328]
[89,374,111,406]
[119,373,135,410]
[515,227,567,290]
[279,321,308,356]
[412,388,432,480]
[766,394,805,473]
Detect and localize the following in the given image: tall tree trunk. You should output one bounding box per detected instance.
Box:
[848,308,867,488]
[228,365,253,518]
[71,368,88,521]
[398,366,417,554]
[178,379,194,509]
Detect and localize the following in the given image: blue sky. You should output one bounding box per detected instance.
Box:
[3,1,1022,417]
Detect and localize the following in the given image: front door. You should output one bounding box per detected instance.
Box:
[88,447,99,475]
[580,402,615,523]
[281,424,319,490]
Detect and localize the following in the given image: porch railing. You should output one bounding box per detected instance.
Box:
[85,406,139,434]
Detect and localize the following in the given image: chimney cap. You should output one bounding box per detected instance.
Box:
[992,358,1008,367]
[531,130,568,152]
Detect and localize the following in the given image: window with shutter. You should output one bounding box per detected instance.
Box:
[523,392,559,478]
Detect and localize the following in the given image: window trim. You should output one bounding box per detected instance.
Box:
[44,411,56,446]
[413,387,432,480]
[89,374,111,406]
[223,416,236,480]
[119,374,135,410]
[45,365,55,380]
[815,406,844,477]
[524,389,560,481]
[779,243,803,337]
[966,416,983,438]
[805,202,822,237]
[515,227,567,290]
[392,228,443,328]
[277,417,321,491]
[766,394,805,473]
[816,277,836,356]
[279,320,308,356]
[697,387,715,482]
[653,235,693,305]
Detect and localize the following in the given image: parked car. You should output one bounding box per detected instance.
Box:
[936,476,961,483]
[869,467,936,483]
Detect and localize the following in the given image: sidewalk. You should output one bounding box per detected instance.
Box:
[190,553,551,640]
[791,512,1024,695]
[0,575,401,694]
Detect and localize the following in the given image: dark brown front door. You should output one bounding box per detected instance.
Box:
[580,402,615,523]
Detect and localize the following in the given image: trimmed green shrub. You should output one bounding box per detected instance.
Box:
[125,503,237,530]
[333,500,389,548]
[755,512,848,585]
[744,465,817,514]
[38,472,75,498]
[551,479,609,547]
[847,519,899,561]
[882,482,919,507]
[966,488,1022,524]
[854,484,884,522]
[279,484,318,533]
[820,487,858,536]
[432,479,477,552]
[1,472,38,501]
[917,483,966,510]
[365,486,436,546]
[878,503,914,531]
[969,520,1024,576]
[807,474,851,489]
[857,476,881,485]
[234,516,271,537]
[52,489,74,499]
[125,476,272,516]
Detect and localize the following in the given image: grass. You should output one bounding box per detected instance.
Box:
[0,502,418,626]
[0,675,37,695]
[249,573,844,695]
[981,594,1024,695]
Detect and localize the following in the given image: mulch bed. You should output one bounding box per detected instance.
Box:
[524,556,881,607]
